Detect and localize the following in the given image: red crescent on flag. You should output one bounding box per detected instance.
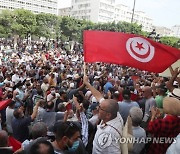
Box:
[130,41,151,59]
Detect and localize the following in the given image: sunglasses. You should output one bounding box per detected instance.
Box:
[64,122,74,134]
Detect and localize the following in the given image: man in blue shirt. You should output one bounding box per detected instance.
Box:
[12,102,39,142]
[118,89,139,124]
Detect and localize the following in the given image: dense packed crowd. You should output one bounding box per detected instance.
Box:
[0,40,179,154]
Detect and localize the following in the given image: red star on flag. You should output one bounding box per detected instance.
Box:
[136,42,145,50]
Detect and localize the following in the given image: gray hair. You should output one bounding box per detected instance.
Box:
[31,122,47,139]
[129,107,143,126]
[106,99,119,119]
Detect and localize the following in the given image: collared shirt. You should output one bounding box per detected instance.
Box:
[80,112,88,147]
[147,115,180,154]
[92,113,123,154]
[166,133,180,154]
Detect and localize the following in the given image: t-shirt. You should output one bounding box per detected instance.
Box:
[104,82,113,93]
[129,126,146,154]
[143,97,156,122]
[6,107,14,133]
[89,114,98,126]
[155,95,165,109]
[118,100,139,124]
[12,116,32,142]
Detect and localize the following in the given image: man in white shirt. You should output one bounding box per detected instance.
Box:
[83,75,123,154]
[89,103,99,126]
[41,77,50,97]
[12,71,20,85]
[6,101,15,134]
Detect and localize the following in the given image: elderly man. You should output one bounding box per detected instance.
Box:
[129,107,146,154]
[142,86,156,124]
[83,75,124,154]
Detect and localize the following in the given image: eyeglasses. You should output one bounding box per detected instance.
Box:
[64,122,74,134]
[98,105,109,113]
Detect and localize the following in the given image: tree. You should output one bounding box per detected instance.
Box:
[11,9,36,37]
[35,13,58,39]
[160,36,180,48]
[0,10,14,38]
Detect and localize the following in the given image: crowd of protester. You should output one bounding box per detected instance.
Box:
[0,40,179,154]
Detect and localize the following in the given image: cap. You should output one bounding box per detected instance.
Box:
[169,88,180,100]
[90,103,98,111]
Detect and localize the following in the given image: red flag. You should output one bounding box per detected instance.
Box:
[0,99,12,110]
[84,30,180,73]
[8,136,22,152]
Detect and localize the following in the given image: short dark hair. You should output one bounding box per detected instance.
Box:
[13,109,21,119]
[46,102,54,109]
[29,140,54,154]
[53,121,80,141]
[122,89,131,100]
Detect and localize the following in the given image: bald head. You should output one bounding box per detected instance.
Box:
[143,86,152,98]
[0,130,8,147]
[102,99,119,119]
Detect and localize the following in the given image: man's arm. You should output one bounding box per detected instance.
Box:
[166,67,180,92]
[31,101,40,120]
[83,75,104,103]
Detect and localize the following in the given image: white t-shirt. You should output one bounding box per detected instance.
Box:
[89,114,98,126]
[6,107,14,133]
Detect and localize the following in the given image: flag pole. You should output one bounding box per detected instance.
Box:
[83,62,86,76]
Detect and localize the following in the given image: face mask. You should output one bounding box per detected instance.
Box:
[67,140,79,152]
[51,90,55,95]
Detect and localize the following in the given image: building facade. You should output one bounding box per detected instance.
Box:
[71,0,115,23]
[172,25,180,38]
[0,0,58,15]
[69,0,153,32]
[154,26,174,37]
[115,4,153,32]
[58,6,72,16]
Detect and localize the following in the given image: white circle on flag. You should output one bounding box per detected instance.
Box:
[126,37,155,63]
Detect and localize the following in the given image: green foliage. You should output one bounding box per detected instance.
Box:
[35,13,58,39]
[0,10,14,37]
[160,36,180,48]
[12,9,36,37]
[0,9,179,49]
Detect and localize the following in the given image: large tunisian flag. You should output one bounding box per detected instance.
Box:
[84,30,180,73]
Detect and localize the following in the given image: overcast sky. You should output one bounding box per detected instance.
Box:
[58,0,180,28]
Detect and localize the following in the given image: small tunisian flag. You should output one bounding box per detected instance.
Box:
[84,30,180,73]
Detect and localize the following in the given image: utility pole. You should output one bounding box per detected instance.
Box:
[131,0,136,24]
